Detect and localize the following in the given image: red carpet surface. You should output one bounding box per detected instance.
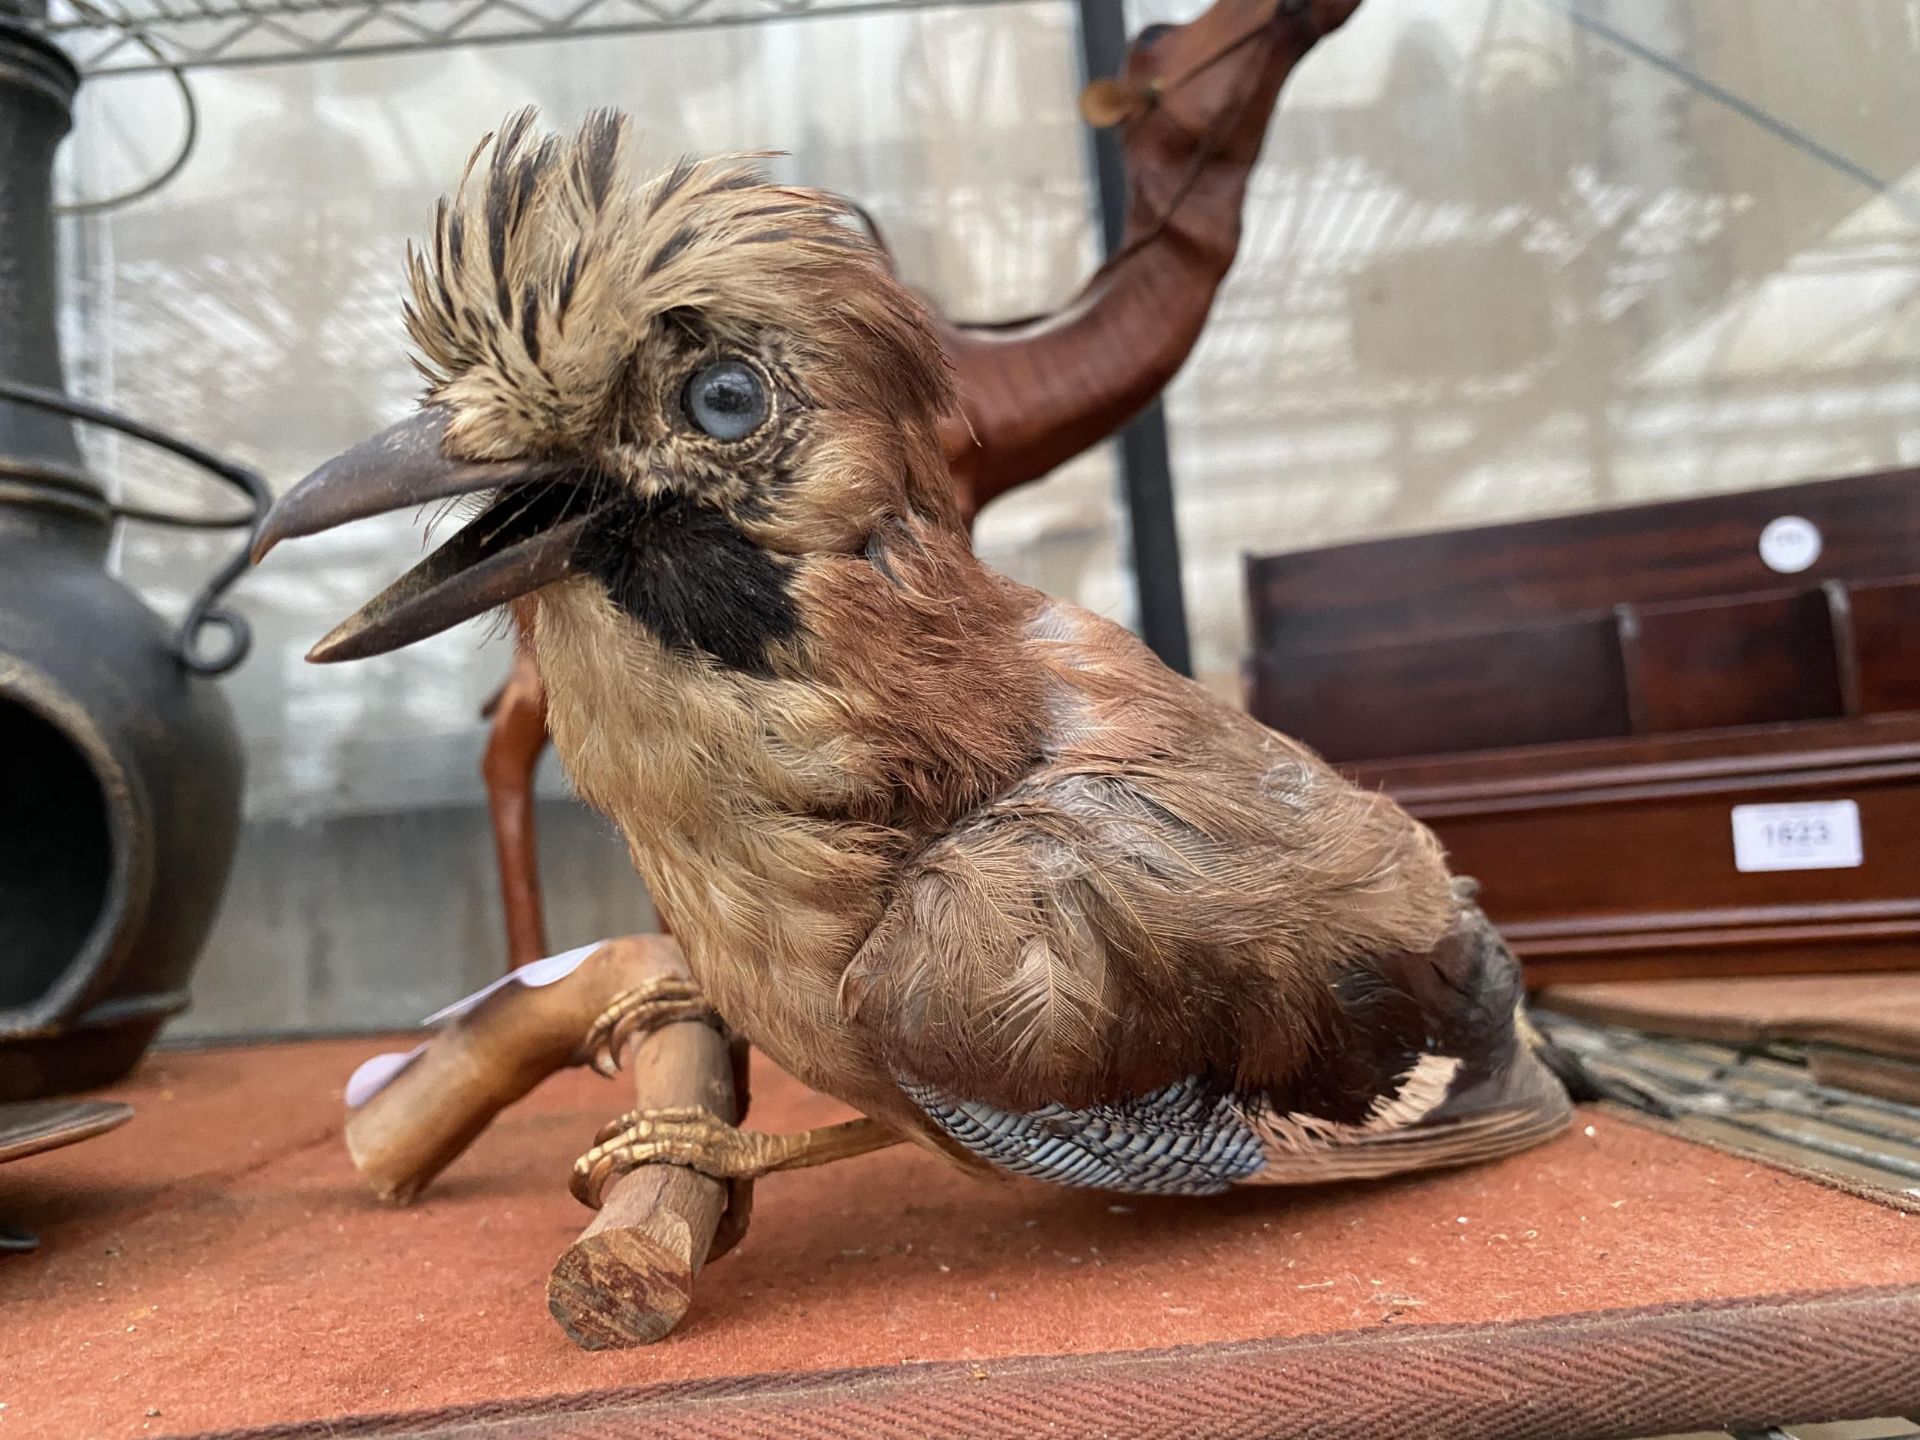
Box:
[2,1037,1918,1439]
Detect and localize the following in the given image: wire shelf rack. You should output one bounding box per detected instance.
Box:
[29,0,1036,77]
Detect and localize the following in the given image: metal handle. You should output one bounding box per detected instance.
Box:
[0,378,269,675]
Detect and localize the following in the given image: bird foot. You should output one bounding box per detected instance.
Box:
[572,1107,767,1207]
[570,1109,901,1208]
[578,977,717,1077]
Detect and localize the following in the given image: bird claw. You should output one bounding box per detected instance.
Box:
[571,1106,771,1208]
[578,977,717,1076]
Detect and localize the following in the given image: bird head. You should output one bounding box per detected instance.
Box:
[252,109,959,675]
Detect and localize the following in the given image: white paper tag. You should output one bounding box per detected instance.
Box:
[1758,515,1822,574]
[1731,800,1862,872]
[418,939,609,1026]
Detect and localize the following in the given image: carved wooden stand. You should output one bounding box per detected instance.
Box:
[547,1002,750,1348]
[343,936,744,1346]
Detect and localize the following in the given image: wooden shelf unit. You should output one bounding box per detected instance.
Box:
[1245,467,1920,982]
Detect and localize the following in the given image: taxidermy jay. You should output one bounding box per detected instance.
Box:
[255,110,1584,1205]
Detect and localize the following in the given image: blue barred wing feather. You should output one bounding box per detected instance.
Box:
[902,1044,1571,1195]
[901,1075,1266,1195]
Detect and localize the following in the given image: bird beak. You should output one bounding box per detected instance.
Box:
[252,406,594,664]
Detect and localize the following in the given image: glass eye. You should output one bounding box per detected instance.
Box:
[681,359,769,442]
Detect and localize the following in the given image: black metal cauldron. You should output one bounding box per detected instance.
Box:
[0,5,262,1100]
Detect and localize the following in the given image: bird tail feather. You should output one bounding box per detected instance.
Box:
[1244,1045,1572,1185]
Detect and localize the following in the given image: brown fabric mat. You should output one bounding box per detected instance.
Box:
[3,1038,1919,1440]
[1541,974,1920,1062]
[198,1288,1920,1440]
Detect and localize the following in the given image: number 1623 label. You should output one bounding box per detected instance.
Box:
[1730,800,1863,873]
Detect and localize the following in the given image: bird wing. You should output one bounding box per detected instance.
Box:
[837,591,1460,1112]
[836,592,1571,1191]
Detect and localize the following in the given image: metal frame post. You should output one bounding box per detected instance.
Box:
[1074,0,1194,675]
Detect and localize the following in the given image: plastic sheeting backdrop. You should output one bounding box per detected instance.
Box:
[47,0,1920,1035]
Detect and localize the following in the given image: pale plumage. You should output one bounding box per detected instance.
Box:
[255,109,1579,1198]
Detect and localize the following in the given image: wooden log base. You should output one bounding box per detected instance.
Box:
[547,990,748,1349]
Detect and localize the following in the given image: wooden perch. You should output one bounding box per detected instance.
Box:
[344,934,678,1204]
[546,965,748,1349]
[341,932,749,1345]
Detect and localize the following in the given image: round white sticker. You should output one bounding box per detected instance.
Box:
[1758,515,1822,574]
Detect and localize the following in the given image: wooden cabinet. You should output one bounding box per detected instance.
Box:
[1245,469,1920,982]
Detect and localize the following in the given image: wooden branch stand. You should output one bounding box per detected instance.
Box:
[546,1002,749,1348]
[341,935,748,1348]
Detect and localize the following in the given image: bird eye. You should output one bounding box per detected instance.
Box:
[681,359,769,442]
